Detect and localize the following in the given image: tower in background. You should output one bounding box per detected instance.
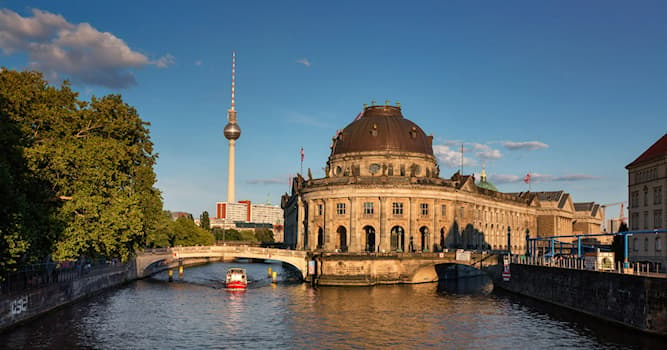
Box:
[223,51,241,203]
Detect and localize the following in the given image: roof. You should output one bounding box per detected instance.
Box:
[535,191,565,202]
[574,202,595,212]
[626,133,667,169]
[330,105,434,156]
[477,179,498,192]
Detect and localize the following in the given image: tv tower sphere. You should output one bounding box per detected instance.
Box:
[224,120,241,140]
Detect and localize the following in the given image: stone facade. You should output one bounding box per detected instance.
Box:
[626,133,667,269]
[282,104,602,255]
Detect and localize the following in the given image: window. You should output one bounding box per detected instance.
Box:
[631,191,639,208]
[420,203,429,216]
[644,188,649,207]
[363,202,374,215]
[633,238,638,251]
[459,207,465,218]
[644,238,649,252]
[655,210,663,228]
[631,213,639,230]
[655,186,663,205]
[392,202,403,216]
[644,211,649,229]
[387,165,394,176]
[441,204,447,216]
[336,203,346,215]
[317,204,323,216]
[657,237,663,252]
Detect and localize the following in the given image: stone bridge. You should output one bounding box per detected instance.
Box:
[136,246,500,286]
[136,246,309,278]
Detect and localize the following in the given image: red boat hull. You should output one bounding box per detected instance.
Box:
[225,281,247,290]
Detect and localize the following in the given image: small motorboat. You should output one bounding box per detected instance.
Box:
[225,268,247,290]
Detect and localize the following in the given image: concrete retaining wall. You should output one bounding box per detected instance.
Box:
[0,262,136,333]
[496,264,667,335]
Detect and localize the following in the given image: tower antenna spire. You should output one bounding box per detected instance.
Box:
[230,51,236,111]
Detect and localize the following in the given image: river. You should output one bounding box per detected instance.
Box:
[0,262,662,349]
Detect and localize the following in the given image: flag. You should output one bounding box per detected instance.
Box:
[300,147,304,162]
[524,173,531,184]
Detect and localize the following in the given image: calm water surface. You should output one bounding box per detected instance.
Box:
[1,262,663,349]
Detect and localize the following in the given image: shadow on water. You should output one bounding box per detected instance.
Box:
[437,275,494,296]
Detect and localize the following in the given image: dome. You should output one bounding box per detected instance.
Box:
[477,167,498,192]
[330,105,433,156]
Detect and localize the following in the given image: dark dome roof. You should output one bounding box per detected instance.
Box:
[331,105,434,156]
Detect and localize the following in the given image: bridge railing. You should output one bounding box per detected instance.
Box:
[509,254,666,278]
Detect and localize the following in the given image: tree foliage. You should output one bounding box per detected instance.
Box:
[0,69,163,272]
[200,211,210,231]
[146,213,214,247]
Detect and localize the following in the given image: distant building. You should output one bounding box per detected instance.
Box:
[170,211,193,221]
[282,103,602,254]
[626,133,667,268]
[213,200,284,242]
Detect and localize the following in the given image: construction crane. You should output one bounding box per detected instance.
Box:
[601,201,627,232]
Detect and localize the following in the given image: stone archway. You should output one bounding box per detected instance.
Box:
[390,226,405,252]
[337,226,348,252]
[363,225,376,253]
[316,227,324,249]
[419,226,429,252]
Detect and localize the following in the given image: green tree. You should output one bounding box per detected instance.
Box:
[255,228,275,243]
[170,216,214,246]
[200,211,211,231]
[0,69,163,268]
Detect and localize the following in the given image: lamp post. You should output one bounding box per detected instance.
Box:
[525,229,530,256]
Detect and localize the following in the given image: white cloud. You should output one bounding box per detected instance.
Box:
[296,58,311,67]
[153,54,175,68]
[194,59,203,66]
[433,145,475,168]
[489,172,599,184]
[476,149,503,161]
[502,141,549,151]
[0,8,170,88]
[246,178,287,185]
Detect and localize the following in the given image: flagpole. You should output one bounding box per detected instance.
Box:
[300,147,304,175]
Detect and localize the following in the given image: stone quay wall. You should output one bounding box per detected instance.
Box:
[495,263,667,335]
[0,262,137,333]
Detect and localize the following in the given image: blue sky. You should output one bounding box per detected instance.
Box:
[2,1,666,222]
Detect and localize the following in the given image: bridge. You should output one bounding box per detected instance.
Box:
[136,246,309,278]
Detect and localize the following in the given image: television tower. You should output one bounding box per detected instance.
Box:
[224,51,241,203]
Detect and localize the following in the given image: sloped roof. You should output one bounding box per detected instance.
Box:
[626,133,667,169]
[574,202,595,212]
[535,191,565,202]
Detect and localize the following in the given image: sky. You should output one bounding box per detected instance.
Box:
[1,1,666,223]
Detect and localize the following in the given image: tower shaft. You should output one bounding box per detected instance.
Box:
[227,140,236,203]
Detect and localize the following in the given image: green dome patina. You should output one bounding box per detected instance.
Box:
[477,167,498,192]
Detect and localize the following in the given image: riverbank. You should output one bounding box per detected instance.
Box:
[0,262,137,333]
[494,262,667,336]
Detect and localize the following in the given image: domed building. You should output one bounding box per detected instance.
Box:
[282,103,601,254]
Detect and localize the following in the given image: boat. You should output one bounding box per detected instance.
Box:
[225,268,247,290]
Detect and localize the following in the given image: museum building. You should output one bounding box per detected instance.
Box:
[282,103,601,254]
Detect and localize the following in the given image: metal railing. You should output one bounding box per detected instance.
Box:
[509,254,666,278]
[0,260,128,295]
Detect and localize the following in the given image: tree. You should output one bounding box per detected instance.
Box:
[255,228,275,243]
[170,217,214,246]
[0,69,163,269]
[200,211,211,231]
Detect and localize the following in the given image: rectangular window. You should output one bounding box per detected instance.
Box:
[363,202,374,215]
[318,204,323,216]
[631,191,639,208]
[336,203,346,215]
[420,203,429,216]
[644,190,649,207]
[392,202,403,216]
[655,186,663,205]
[656,237,663,251]
[441,204,447,216]
[644,211,649,229]
[633,237,638,251]
[655,210,663,228]
[631,213,639,230]
[644,238,649,252]
[459,207,465,218]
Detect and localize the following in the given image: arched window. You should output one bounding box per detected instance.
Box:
[364,226,376,253]
[337,226,348,252]
[390,226,405,252]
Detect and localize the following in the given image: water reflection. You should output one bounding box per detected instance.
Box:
[0,262,661,350]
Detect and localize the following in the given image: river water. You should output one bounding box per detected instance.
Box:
[1,262,662,349]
